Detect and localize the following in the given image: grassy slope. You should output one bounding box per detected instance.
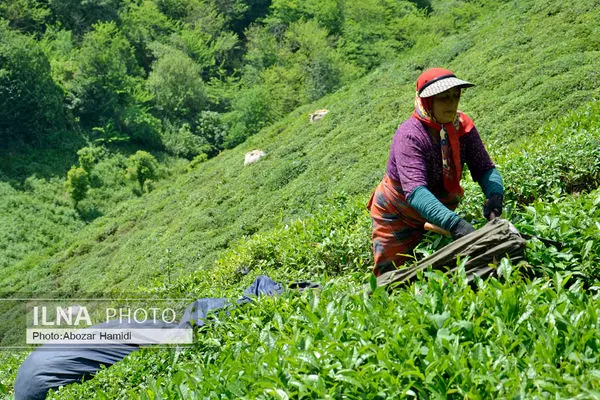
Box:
[2,0,600,397]
[0,141,187,277]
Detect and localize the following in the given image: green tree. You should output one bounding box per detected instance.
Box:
[179,26,239,79]
[0,0,50,34]
[41,27,75,89]
[126,150,158,190]
[160,0,241,78]
[67,21,142,132]
[65,166,90,207]
[228,19,347,146]
[408,0,432,12]
[267,0,343,35]
[146,45,207,123]
[48,0,124,36]
[305,53,341,101]
[0,21,66,144]
[242,24,280,85]
[282,19,345,101]
[120,103,164,149]
[218,0,271,37]
[153,0,192,20]
[119,0,175,73]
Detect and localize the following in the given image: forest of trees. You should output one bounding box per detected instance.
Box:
[1,0,432,159]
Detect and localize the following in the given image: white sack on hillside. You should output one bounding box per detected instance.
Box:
[244,150,267,166]
[309,109,329,123]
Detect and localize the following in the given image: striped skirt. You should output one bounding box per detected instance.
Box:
[367,174,460,276]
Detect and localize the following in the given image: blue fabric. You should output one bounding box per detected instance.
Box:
[179,298,231,329]
[14,320,163,400]
[178,275,284,328]
[407,185,461,231]
[240,275,284,302]
[14,275,287,400]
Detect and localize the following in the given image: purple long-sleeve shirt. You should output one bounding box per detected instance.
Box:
[386,116,495,198]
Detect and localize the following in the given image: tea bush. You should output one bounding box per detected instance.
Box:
[515,189,600,282]
[51,270,600,399]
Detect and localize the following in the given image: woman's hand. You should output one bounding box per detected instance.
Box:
[484,194,503,220]
[450,219,476,240]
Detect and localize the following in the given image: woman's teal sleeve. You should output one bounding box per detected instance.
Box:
[479,168,504,198]
[407,186,461,231]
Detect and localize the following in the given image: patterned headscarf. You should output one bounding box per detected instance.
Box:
[411,68,475,196]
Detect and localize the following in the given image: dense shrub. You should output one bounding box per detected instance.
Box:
[76,146,105,173]
[160,122,212,159]
[515,190,600,282]
[65,166,89,206]
[143,178,155,193]
[156,110,225,158]
[194,111,226,156]
[500,103,600,206]
[119,103,164,149]
[223,84,275,148]
[187,153,208,172]
[126,150,158,190]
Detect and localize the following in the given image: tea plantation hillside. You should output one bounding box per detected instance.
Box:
[1,0,600,397]
[2,0,599,296]
[18,97,598,399]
